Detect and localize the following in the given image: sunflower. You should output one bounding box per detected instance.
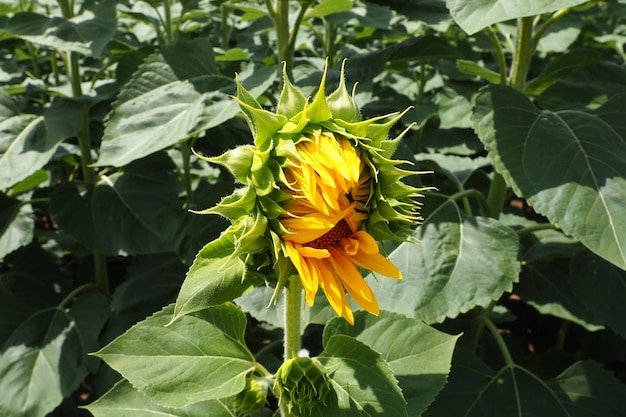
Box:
[279,131,401,324]
[200,60,425,324]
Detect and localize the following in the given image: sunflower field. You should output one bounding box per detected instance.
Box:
[1,1,626,416]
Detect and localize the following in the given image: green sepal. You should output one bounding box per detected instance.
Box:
[231,209,270,256]
[307,61,332,123]
[237,100,287,150]
[278,62,306,119]
[191,186,256,219]
[235,74,263,138]
[258,193,290,219]
[327,60,360,123]
[199,145,255,183]
[250,149,276,196]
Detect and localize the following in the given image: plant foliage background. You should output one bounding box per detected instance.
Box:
[1,0,626,416]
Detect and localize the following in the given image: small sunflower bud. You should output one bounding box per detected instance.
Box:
[273,356,332,415]
[232,377,268,416]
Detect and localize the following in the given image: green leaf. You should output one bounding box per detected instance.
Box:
[0,97,82,190]
[313,335,407,417]
[0,308,87,417]
[105,254,186,340]
[446,0,590,35]
[425,352,626,417]
[457,60,501,84]
[51,152,186,255]
[94,303,255,408]
[68,293,111,372]
[516,263,604,331]
[85,379,237,417]
[5,0,116,56]
[550,360,626,416]
[324,311,459,417]
[96,40,276,167]
[570,251,626,338]
[389,35,461,61]
[473,85,626,270]
[171,228,256,323]
[367,198,520,323]
[0,193,33,260]
[305,0,353,19]
[526,50,602,95]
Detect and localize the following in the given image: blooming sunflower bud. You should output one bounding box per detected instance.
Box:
[199,59,428,323]
[232,376,268,416]
[273,356,332,415]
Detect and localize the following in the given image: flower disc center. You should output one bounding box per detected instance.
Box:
[307,219,352,249]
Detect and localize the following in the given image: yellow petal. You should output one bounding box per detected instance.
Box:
[315,258,354,324]
[328,248,380,316]
[349,249,402,279]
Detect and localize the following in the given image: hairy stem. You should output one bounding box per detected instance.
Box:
[284,277,302,360]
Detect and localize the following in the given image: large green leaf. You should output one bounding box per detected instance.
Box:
[445,0,590,35]
[0,308,87,417]
[171,228,260,323]
[4,0,116,56]
[96,39,276,167]
[94,303,255,408]
[570,251,626,338]
[305,0,353,19]
[0,97,82,190]
[0,194,33,260]
[473,85,626,270]
[51,152,186,255]
[425,352,626,417]
[366,198,520,323]
[85,379,237,417]
[313,335,407,417]
[324,311,459,417]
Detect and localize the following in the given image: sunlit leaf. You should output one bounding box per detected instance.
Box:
[367,198,520,323]
[171,228,261,323]
[446,0,590,35]
[305,0,353,19]
[85,379,237,417]
[4,0,116,56]
[0,194,33,260]
[313,335,407,417]
[0,308,87,417]
[0,97,82,190]
[96,39,276,167]
[94,304,255,408]
[324,311,459,417]
[473,85,626,270]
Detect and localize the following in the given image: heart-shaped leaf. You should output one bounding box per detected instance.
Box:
[0,308,87,417]
[324,311,459,416]
[367,198,520,323]
[473,85,626,270]
[94,303,255,408]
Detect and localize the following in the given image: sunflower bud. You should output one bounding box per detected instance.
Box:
[273,356,332,414]
[232,376,268,416]
[197,59,429,323]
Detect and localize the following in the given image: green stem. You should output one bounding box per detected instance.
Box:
[481,315,515,367]
[449,189,491,218]
[58,283,101,309]
[516,222,561,237]
[284,276,302,360]
[418,60,426,105]
[486,26,507,85]
[275,0,291,70]
[509,16,534,90]
[486,171,507,219]
[323,19,338,66]
[181,142,193,207]
[162,0,174,46]
[59,0,109,297]
[532,9,570,49]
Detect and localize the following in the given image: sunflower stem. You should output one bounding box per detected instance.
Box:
[284,276,302,361]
